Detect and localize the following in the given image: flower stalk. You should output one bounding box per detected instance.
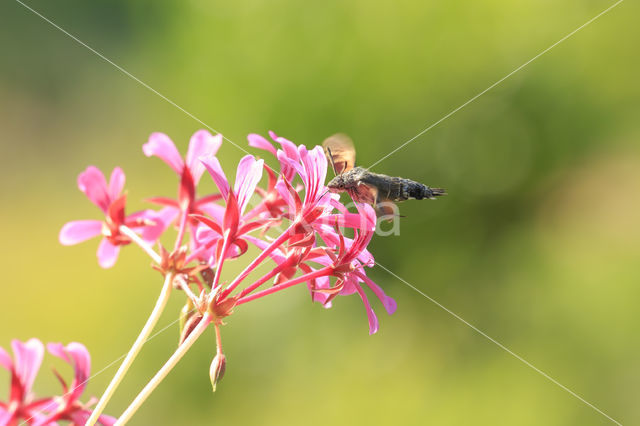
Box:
[86,273,174,426]
[115,314,213,426]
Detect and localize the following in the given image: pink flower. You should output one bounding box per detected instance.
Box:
[323,204,396,334]
[192,155,266,267]
[0,339,116,426]
[38,343,115,426]
[235,202,395,334]
[58,167,164,268]
[0,339,51,425]
[143,131,224,238]
[248,131,300,182]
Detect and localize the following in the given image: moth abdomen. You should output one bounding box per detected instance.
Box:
[404,180,446,201]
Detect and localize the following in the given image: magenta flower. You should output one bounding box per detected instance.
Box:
[322,204,397,334]
[58,166,164,268]
[248,131,300,182]
[0,340,115,426]
[37,342,115,426]
[0,339,50,425]
[191,154,265,268]
[143,130,224,244]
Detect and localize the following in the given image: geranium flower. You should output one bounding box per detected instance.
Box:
[37,342,115,426]
[248,131,300,182]
[58,166,164,268]
[143,130,224,246]
[321,203,397,334]
[0,339,50,425]
[191,154,266,272]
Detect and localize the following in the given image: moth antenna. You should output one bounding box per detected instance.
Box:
[326,147,338,176]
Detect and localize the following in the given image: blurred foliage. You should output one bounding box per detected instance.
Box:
[1,0,638,425]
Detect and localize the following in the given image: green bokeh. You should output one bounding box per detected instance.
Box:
[1,0,638,425]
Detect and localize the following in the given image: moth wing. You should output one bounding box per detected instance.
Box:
[374,198,399,222]
[322,133,356,175]
[348,181,378,205]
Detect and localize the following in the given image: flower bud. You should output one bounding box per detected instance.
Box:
[209,353,226,392]
[179,311,203,345]
[178,299,195,340]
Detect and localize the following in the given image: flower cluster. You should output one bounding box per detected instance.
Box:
[38,130,397,424]
[60,130,395,335]
[0,339,115,425]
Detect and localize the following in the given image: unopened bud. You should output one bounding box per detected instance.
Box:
[209,353,226,392]
[179,312,203,345]
[178,299,195,341]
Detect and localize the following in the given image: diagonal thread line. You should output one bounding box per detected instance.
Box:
[375,261,622,425]
[367,0,625,170]
[13,0,253,158]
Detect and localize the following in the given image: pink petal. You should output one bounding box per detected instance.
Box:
[195,225,221,243]
[46,342,90,400]
[151,206,180,232]
[339,274,358,296]
[97,238,120,268]
[143,133,185,175]
[311,275,333,306]
[278,150,304,179]
[127,210,166,243]
[108,167,125,201]
[359,272,397,315]
[68,409,116,426]
[354,284,379,335]
[269,130,299,161]
[274,179,298,211]
[0,407,12,426]
[201,155,230,200]
[356,203,377,230]
[198,202,226,223]
[186,131,223,184]
[59,220,103,245]
[234,156,264,215]
[77,166,110,213]
[244,236,286,263]
[97,414,118,426]
[31,413,60,426]
[247,133,277,156]
[11,338,44,395]
[299,146,328,203]
[316,212,370,229]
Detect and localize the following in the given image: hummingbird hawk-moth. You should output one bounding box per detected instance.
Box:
[322,133,446,218]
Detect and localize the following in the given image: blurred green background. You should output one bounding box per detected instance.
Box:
[1,0,638,424]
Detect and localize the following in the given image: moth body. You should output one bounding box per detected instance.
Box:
[322,133,446,217]
[327,167,445,204]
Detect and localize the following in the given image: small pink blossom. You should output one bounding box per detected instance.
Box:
[38,342,115,426]
[248,131,300,182]
[0,339,115,426]
[0,339,50,425]
[192,154,266,266]
[323,204,397,334]
[143,131,224,235]
[59,166,164,268]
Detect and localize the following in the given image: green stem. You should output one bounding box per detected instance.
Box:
[86,273,174,426]
[115,314,213,425]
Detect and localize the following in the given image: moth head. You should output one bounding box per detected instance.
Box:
[326,174,346,193]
